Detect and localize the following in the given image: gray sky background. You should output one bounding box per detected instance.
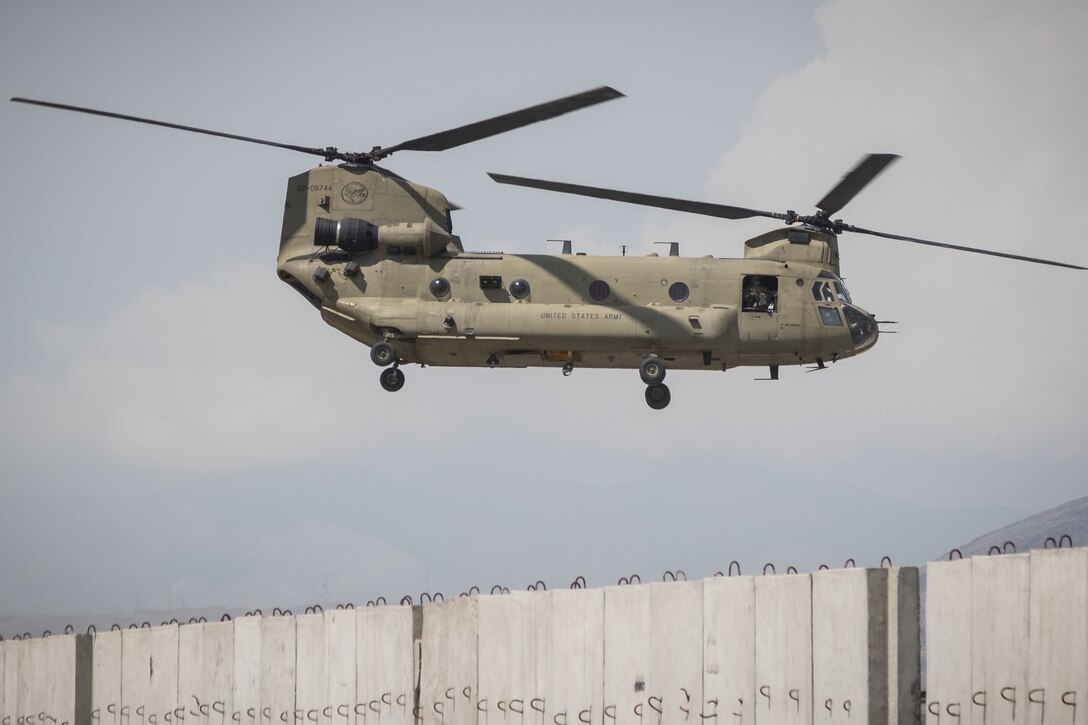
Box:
[1,1,1085,618]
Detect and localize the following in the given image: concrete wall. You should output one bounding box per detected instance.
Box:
[36,554,1088,725]
[925,547,1088,725]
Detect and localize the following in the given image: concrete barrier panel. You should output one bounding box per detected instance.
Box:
[754,573,811,725]
[703,575,755,725]
[178,622,233,725]
[420,598,477,725]
[1,640,24,725]
[925,560,972,725]
[295,615,327,725]
[122,626,179,725]
[604,581,703,725]
[0,640,8,725]
[477,590,603,725]
[233,618,261,725]
[887,567,920,725]
[324,610,356,725]
[11,639,31,725]
[542,589,604,725]
[355,607,415,725]
[259,618,295,725]
[1028,547,1087,725]
[812,568,888,724]
[204,622,235,725]
[30,635,76,725]
[970,554,1029,725]
[91,632,122,725]
[478,593,536,725]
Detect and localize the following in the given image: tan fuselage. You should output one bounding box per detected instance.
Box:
[276,165,878,373]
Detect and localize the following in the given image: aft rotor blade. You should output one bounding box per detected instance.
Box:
[489,173,780,221]
[10,97,341,160]
[816,153,900,216]
[845,223,1086,270]
[380,86,624,157]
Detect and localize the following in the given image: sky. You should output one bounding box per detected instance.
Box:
[0,0,1085,620]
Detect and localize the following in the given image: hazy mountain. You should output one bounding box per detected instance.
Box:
[944,495,1087,558]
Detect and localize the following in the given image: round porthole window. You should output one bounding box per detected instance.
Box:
[429,277,450,298]
[589,280,611,301]
[509,278,530,299]
[668,282,690,302]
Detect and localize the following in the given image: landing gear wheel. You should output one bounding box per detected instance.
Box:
[371,341,397,367]
[639,355,666,384]
[645,383,671,410]
[379,367,405,392]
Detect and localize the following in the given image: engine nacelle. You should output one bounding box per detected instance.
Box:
[314,216,451,257]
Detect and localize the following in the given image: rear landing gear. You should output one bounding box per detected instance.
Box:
[370,341,397,367]
[372,341,405,392]
[640,355,670,409]
[639,355,666,384]
[379,366,405,392]
[645,383,671,410]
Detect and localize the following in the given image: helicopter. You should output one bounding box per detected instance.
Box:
[11,88,1084,410]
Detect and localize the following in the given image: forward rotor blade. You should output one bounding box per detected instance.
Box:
[816,153,899,216]
[380,86,624,157]
[844,223,1086,270]
[10,97,339,160]
[489,173,780,221]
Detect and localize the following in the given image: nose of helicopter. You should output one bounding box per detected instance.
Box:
[842,304,879,352]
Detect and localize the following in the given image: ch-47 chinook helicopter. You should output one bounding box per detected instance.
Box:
[12,88,1085,409]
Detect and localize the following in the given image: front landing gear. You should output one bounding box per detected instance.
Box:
[372,341,405,392]
[640,355,671,409]
[645,383,671,410]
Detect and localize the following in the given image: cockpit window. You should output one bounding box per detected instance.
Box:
[742,275,778,313]
[818,306,843,326]
[812,278,851,304]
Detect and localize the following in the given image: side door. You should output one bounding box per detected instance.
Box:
[737,274,779,344]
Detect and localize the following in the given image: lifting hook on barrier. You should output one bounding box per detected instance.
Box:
[843,558,856,568]
[786,566,798,574]
[570,576,586,589]
[460,586,480,597]
[762,563,776,575]
[881,556,893,568]
[948,548,963,560]
[399,596,413,606]
[528,580,547,591]
[1045,535,1073,549]
[662,569,687,582]
[617,574,641,585]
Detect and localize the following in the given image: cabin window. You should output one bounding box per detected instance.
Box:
[742,275,777,313]
[430,277,450,298]
[509,279,530,299]
[668,282,690,303]
[589,280,611,301]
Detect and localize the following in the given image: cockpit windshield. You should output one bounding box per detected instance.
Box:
[811,272,851,304]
